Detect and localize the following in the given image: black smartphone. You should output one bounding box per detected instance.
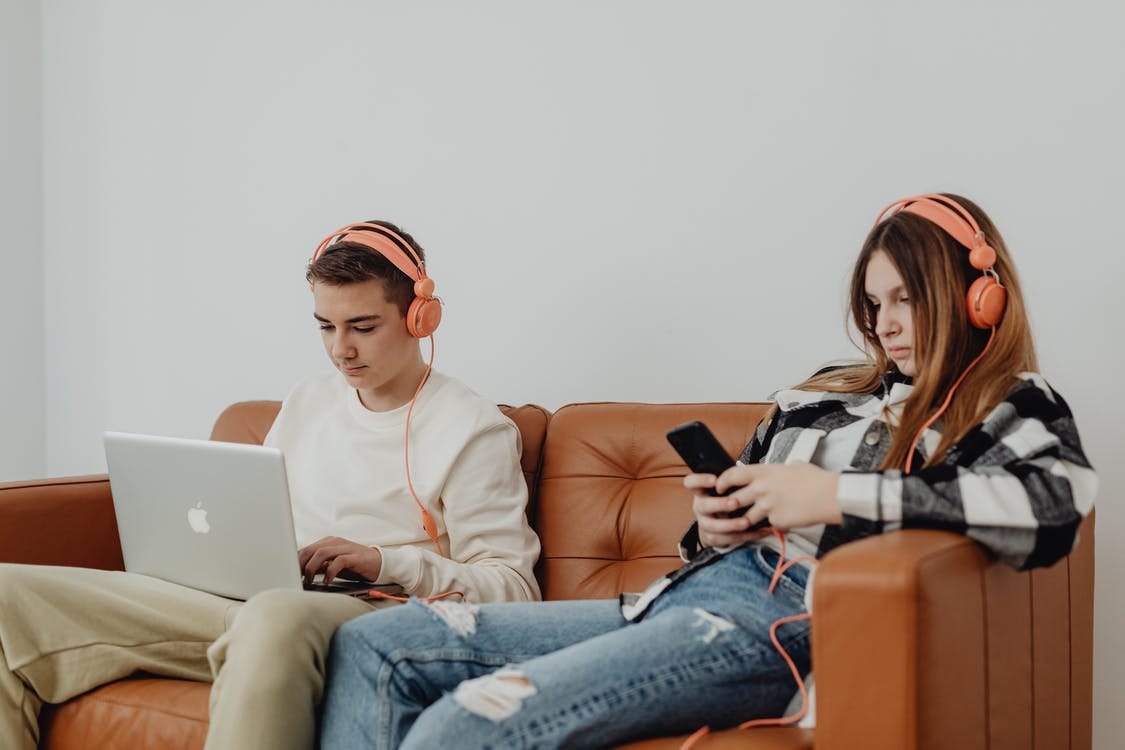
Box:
[666,420,767,527]
[666,420,737,492]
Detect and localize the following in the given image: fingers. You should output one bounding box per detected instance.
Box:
[297,543,315,571]
[683,473,718,493]
[714,463,761,495]
[695,489,758,541]
[305,546,355,585]
[322,554,354,584]
[698,512,756,538]
[302,540,382,585]
[698,520,773,548]
[302,546,332,585]
[691,489,741,518]
[732,484,779,531]
[298,541,322,584]
[694,477,775,544]
[300,537,347,584]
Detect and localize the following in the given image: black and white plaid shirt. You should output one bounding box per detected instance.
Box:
[623,370,1097,621]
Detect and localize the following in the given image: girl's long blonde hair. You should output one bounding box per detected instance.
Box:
[797,193,1037,470]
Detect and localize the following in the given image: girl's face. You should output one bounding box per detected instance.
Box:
[865,250,918,377]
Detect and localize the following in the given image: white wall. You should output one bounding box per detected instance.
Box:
[30,1,1125,745]
[0,0,44,482]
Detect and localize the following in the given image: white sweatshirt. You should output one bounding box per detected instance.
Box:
[264,370,541,603]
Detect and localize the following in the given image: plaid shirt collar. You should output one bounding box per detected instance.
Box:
[770,368,914,415]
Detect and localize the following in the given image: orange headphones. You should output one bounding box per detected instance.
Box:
[309,222,446,557]
[311,222,443,338]
[874,193,1007,328]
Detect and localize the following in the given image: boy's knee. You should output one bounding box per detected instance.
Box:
[211,591,339,682]
[228,590,322,645]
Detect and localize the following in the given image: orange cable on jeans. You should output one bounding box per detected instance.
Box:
[680,529,817,750]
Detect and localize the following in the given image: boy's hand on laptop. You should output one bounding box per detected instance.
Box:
[298,536,383,585]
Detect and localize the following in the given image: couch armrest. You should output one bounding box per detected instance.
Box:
[0,475,124,570]
[812,522,1092,750]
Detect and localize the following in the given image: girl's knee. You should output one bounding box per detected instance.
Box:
[335,598,479,652]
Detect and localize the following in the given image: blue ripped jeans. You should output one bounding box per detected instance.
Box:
[319,545,811,750]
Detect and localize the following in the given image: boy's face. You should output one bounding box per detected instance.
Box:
[312,278,421,408]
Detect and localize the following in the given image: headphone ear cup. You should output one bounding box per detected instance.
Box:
[407,296,443,338]
[967,276,1007,329]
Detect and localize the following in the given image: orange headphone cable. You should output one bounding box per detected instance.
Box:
[904,326,996,474]
[365,334,466,604]
[365,588,464,603]
[404,334,444,556]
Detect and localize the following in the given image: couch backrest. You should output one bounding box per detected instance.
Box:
[533,402,770,600]
[209,400,282,445]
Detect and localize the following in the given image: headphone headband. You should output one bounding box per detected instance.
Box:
[311,222,428,283]
[874,194,996,270]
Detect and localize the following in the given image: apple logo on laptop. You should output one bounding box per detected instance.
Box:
[187,502,211,534]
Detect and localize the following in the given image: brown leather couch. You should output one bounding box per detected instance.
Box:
[0,400,1094,750]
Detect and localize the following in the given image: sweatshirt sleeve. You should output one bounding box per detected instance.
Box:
[836,376,1097,569]
[375,420,542,602]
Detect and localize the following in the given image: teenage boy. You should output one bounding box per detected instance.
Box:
[0,220,541,750]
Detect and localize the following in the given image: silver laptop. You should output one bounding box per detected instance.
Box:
[104,431,383,601]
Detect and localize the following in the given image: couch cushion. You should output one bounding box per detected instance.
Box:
[40,677,209,750]
[535,402,770,601]
[40,678,813,750]
[617,726,813,749]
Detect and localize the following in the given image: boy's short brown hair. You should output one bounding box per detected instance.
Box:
[305,220,426,317]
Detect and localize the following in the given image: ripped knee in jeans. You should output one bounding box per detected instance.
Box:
[452,667,537,721]
[421,599,481,637]
[691,608,736,644]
